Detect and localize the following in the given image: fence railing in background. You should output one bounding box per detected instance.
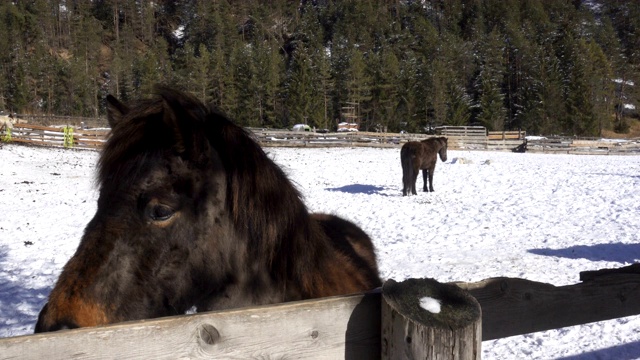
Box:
[14,114,109,129]
[487,130,527,140]
[2,124,638,154]
[253,129,428,148]
[4,124,109,149]
[436,126,488,150]
[525,137,640,155]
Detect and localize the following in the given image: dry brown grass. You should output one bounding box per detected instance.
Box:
[601,118,640,139]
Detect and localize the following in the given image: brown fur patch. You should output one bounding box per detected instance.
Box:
[41,293,110,329]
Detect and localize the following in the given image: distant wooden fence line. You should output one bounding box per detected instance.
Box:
[2,123,109,150]
[1,264,639,359]
[2,124,639,155]
[14,114,109,129]
[526,137,640,155]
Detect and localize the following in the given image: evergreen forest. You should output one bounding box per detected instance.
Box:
[0,0,639,136]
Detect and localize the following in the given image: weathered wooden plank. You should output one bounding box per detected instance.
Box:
[13,124,63,132]
[0,292,381,360]
[73,129,110,137]
[457,275,640,340]
[74,138,106,146]
[487,131,525,140]
[5,138,62,147]
[11,128,64,136]
[487,135,523,140]
[12,134,65,142]
[580,263,640,281]
[570,140,615,148]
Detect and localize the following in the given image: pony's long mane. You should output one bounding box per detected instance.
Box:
[202,102,321,282]
[99,87,321,284]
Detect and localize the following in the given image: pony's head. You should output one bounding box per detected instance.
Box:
[438,137,448,162]
[35,87,310,332]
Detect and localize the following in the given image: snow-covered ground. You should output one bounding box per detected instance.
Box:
[1,143,639,359]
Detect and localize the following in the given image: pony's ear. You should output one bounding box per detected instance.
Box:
[157,87,209,159]
[106,95,129,129]
[161,98,187,155]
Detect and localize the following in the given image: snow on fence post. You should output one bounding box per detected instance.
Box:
[382,278,482,360]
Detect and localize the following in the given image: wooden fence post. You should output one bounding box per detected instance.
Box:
[381,278,482,360]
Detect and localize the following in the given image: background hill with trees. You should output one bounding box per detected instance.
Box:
[0,0,638,136]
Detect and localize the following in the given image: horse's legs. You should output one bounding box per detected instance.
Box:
[422,169,430,192]
[402,167,411,196]
[402,172,412,196]
[427,166,435,192]
[411,171,418,195]
[401,150,413,196]
[402,175,408,196]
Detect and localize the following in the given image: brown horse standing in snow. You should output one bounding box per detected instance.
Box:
[35,86,381,332]
[401,137,448,196]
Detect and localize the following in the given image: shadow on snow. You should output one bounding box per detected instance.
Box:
[0,248,50,338]
[528,242,640,264]
[555,340,640,360]
[326,184,390,196]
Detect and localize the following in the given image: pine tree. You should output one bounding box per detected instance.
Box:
[346,47,372,130]
[475,28,506,131]
[285,43,313,128]
[252,40,284,128]
[369,46,400,132]
[446,83,472,126]
[585,40,614,136]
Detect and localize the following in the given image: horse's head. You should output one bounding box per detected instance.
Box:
[35,87,308,332]
[438,137,448,162]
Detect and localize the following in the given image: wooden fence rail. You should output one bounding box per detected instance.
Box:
[2,124,639,154]
[14,114,109,128]
[526,137,640,155]
[2,124,109,149]
[1,265,639,359]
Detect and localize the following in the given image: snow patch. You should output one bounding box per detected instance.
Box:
[2,144,640,359]
[451,157,473,164]
[419,297,441,314]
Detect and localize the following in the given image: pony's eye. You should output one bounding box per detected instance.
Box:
[149,204,175,222]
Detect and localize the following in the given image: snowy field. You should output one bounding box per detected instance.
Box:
[0,143,639,359]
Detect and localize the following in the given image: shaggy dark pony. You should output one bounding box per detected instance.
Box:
[400,137,448,196]
[35,87,381,332]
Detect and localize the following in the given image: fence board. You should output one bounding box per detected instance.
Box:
[2,269,640,358]
[486,139,524,151]
[5,137,62,147]
[458,274,640,340]
[5,124,108,150]
[487,131,526,140]
[527,138,640,155]
[0,292,381,360]
[436,126,487,137]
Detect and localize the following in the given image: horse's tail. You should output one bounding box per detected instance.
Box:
[400,146,414,196]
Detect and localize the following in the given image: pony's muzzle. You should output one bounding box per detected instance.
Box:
[34,303,79,333]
